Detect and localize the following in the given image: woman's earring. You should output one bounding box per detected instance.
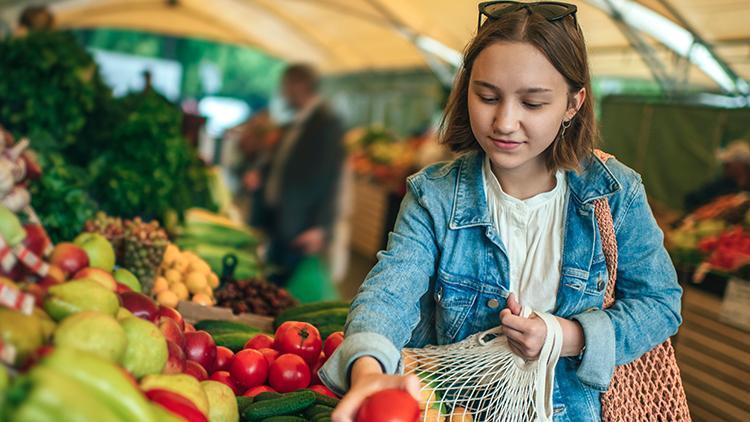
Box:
[560,119,572,141]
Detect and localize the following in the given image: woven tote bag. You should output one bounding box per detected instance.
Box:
[593,150,691,421]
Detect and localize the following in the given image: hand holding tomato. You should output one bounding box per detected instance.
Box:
[331,356,420,422]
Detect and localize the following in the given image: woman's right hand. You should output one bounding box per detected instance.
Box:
[331,356,421,422]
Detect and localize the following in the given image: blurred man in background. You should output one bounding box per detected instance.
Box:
[245,64,345,286]
[685,139,750,211]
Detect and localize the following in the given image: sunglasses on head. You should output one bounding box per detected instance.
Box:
[477,1,578,32]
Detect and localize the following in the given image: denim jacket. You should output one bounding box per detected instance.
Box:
[319,151,682,421]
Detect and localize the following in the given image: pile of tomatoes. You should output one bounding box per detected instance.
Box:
[209,320,343,398]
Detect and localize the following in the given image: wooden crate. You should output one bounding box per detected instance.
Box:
[675,286,750,421]
[177,301,274,332]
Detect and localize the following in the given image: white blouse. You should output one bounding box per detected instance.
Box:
[482,157,567,313]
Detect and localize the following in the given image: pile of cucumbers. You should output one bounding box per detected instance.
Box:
[237,390,339,422]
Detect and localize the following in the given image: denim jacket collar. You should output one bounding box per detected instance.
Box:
[449,151,622,230]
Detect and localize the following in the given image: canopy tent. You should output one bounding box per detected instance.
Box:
[0,0,748,94]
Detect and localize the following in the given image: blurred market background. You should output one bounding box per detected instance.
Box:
[0,1,749,420]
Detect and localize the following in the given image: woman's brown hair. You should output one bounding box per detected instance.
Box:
[440,9,597,171]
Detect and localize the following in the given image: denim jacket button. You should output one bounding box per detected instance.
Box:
[487,298,499,309]
[597,276,605,291]
[435,286,444,303]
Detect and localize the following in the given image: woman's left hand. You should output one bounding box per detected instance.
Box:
[499,293,547,360]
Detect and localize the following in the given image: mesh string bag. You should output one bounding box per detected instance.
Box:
[402,308,563,421]
[593,149,690,421]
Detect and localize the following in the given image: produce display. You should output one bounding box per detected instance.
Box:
[215,277,297,317]
[667,192,750,282]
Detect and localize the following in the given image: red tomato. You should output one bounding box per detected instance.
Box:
[230,349,268,389]
[357,389,420,422]
[268,353,311,393]
[209,371,240,395]
[258,347,279,367]
[184,360,208,381]
[309,384,338,398]
[273,322,322,365]
[214,346,234,373]
[242,385,276,397]
[244,334,275,350]
[310,355,324,385]
[323,331,344,358]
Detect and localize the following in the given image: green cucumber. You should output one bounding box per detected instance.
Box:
[273,302,349,329]
[212,332,259,352]
[194,320,263,336]
[254,392,282,402]
[260,417,307,422]
[242,390,316,421]
[307,390,340,408]
[237,396,255,413]
[304,404,334,419]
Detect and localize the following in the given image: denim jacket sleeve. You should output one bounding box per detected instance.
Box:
[319,176,438,394]
[571,180,683,391]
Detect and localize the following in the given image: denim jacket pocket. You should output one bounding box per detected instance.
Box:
[434,272,478,343]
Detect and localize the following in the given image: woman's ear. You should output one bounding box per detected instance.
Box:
[566,88,586,121]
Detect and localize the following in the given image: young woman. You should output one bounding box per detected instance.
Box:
[320,2,683,421]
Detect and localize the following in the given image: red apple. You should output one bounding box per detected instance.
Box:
[184,360,208,381]
[116,282,132,293]
[243,334,274,350]
[157,305,185,331]
[23,283,46,306]
[50,243,89,276]
[119,291,159,321]
[209,371,240,395]
[159,317,186,349]
[163,340,186,374]
[323,332,344,358]
[42,265,65,284]
[242,385,276,397]
[184,323,196,333]
[257,348,279,368]
[215,346,234,372]
[184,331,216,374]
[73,267,117,291]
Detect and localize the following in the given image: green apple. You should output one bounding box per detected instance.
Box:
[116,307,134,321]
[141,374,209,416]
[43,280,120,321]
[201,380,238,422]
[53,311,127,363]
[0,205,25,246]
[73,232,116,271]
[120,317,167,378]
[114,268,141,293]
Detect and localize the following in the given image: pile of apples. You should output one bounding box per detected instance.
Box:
[152,243,219,308]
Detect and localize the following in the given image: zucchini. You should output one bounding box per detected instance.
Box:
[194,320,263,336]
[312,417,332,422]
[242,390,317,421]
[213,332,257,352]
[273,302,349,329]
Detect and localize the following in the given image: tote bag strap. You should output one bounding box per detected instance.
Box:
[592,150,618,309]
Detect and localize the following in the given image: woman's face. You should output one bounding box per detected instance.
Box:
[468,41,583,175]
